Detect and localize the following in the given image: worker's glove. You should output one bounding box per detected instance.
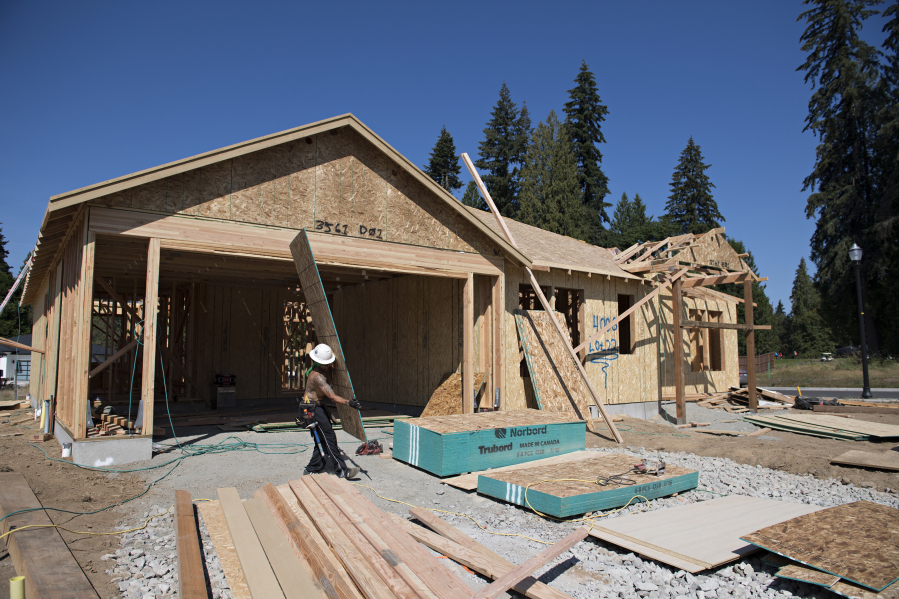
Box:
[348,400,362,409]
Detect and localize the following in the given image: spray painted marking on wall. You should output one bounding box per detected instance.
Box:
[587,315,619,389]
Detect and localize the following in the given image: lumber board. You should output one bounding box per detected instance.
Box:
[776,563,899,599]
[318,474,473,599]
[289,229,366,442]
[741,500,899,592]
[287,479,404,599]
[420,372,487,417]
[88,338,137,378]
[0,336,44,353]
[260,484,363,599]
[216,488,285,599]
[477,453,698,518]
[774,414,899,439]
[295,478,432,599]
[830,450,899,471]
[444,450,598,491]
[196,500,251,599]
[840,400,899,408]
[0,473,99,599]
[141,237,160,433]
[243,498,325,599]
[742,415,868,440]
[588,495,822,573]
[397,509,574,599]
[470,527,587,599]
[175,490,208,599]
[814,405,899,414]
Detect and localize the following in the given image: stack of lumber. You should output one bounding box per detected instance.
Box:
[743,413,899,441]
[696,387,794,413]
[742,501,899,598]
[203,474,586,599]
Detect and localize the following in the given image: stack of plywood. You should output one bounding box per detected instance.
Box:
[743,413,899,441]
[203,475,586,599]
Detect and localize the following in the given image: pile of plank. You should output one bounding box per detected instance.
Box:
[696,387,794,413]
[201,474,586,599]
[743,413,899,441]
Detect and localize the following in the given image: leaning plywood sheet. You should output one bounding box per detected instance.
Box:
[831,450,899,471]
[393,409,585,477]
[420,372,487,417]
[444,450,597,491]
[515,310,591,422]
[774,414,899,440]
[588,496,822,573]
[741,501,899,592]
[478,453,698,518]
[777,563,899,599]
[290,229,366,441]
[196,500,251,599]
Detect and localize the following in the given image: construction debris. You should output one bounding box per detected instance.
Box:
[696,387,794,411]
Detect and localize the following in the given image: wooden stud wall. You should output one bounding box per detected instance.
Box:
[332,275,464,408]
[55,211,88,434]
[28,278,49,401]
[88,128,500,258]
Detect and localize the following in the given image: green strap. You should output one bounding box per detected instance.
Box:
[305,366,315,379]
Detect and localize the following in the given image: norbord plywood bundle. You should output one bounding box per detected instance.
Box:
[392,409,585,477]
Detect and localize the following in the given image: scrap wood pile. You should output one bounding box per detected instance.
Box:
[199,473,587,599]
[696,387,794,413]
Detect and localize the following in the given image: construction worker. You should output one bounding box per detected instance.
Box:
[303,343,361,479]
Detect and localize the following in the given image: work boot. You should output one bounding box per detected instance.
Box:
[343,467,360,479]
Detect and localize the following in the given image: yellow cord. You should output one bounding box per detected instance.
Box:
[520,477,650,532]
[0,505,173,542]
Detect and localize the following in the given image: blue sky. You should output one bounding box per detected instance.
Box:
[0,1,891,310]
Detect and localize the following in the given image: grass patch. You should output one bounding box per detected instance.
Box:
[761,358,899,389]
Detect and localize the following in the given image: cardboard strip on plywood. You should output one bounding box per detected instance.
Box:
[289,229,366,442]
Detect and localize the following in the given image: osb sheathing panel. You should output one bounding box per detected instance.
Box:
[332,274,462,408]
[658,290,739,397]
[503,265,664,409]
[88,128,499,257]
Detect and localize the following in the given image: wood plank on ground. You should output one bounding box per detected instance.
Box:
[196,500,251,599]
[443,450,597,491]
[175,490,209,599]
[398,508,574,599]
[243,497,325,599]
[830,449,899,471]
[814,405,899,414]
[589,495,823,573]
[775,414,899,439]
[217,487,285,599]
[741,500,899,592]
[0,473,99,599]
[470,527,588,599]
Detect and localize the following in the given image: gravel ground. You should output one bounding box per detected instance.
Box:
[105,423,899,599]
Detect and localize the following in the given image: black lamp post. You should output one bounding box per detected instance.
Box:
[848,243,873,399]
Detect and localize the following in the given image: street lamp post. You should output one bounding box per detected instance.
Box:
[848,243,873,399]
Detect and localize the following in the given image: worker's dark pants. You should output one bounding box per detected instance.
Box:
[306,405,347,474]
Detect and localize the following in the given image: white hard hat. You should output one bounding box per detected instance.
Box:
[310,343,336,365]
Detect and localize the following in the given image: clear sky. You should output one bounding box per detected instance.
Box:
[0,1,890,310]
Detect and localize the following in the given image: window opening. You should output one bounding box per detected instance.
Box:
[617,294,634,355]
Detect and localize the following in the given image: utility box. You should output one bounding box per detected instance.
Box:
[212,374,237,409]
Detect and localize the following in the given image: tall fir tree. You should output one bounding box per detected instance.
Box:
[609,192,632,233]
[423,126,463,193]
[563,61,612,243]
[600,193,679,249]
[665,137,725,235]
[0,226,32,338]
[630,193,650,228]
[518,110,587,240]
[460,180,487,211]
[797,0,886,352]
[476,83,529,217]
[787,257,833,357]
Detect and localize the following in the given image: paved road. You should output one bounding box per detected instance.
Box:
[766,386,899,400]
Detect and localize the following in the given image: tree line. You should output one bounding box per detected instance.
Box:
[424,0,899,359]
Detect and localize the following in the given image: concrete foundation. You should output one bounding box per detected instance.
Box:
[590,401,662,421]
[55,423,152,467]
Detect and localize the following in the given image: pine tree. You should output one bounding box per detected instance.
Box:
[563,61,612,242]
[797,0,886,352]
[476,83,527,216]
[788,257,833,357]
[0,227,32,338]
[460,181,487,211]
[665,137,724,235]
[599,193,679,249]
[518,110,587,240]
[630,193,650,228]
[609,192,632,233]
[423,126,463,193]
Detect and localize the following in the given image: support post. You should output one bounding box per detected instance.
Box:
[492,274,504,410]
[743,280,757,413]
[463,273,474,414]
[74,230,96,438]
[141,238,160,434]
[673,278,686,425]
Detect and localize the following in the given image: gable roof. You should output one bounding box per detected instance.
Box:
[465,208,640,280]
[23,114,530,303]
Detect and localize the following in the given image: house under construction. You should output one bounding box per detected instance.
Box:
[20,114,762,464]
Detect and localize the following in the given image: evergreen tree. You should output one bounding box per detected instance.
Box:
[797,0,886,352]
[609,192,632,233]
[0,227,32,338]
[460,180,487,211]
[518,110,587,240]
[563,61,612,243]
[476,83,528,216]
[788,257,833,357]
[423,126,463,193]
[600,193,679,249]
[630,193,650,228]
[665,137,725,235]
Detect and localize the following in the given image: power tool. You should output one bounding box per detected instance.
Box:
[295,401,343,476]
[634,458,666,476]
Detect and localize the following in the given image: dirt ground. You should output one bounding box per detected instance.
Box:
[0,410,147,599]
[589,410,899,492]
